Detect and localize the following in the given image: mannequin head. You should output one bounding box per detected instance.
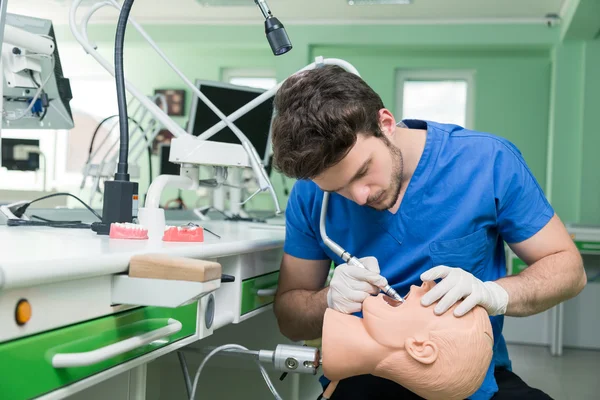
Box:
[321,281,494,400]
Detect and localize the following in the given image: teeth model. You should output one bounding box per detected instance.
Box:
[162,225,204,242]
[109,222,149,240]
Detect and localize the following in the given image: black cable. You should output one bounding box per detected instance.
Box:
[7,219,91,229]
[114,0,135,181]
[15,192,102,221]
[31,215,82,224]
[39,105,48,121]
[86,113,152,204]
[87,115,143,163]
[147,144,153,187]
[29,70,41,87]
[87,115,118,162]
[177,352,192,398]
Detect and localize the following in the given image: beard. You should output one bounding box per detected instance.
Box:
[366,138,404,211]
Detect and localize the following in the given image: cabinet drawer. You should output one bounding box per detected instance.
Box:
[0,303,197,400]
[241,271,279,315]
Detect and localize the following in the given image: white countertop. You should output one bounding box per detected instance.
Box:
[0,220,285,290]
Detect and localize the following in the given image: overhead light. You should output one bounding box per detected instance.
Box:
[348,0,413,5]
[196,0,254,6]
[255,0,292,56]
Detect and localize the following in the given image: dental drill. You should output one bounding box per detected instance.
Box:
[179,344,321,400]
[320,191,404,303]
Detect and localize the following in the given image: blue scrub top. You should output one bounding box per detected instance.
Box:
[283,120,555,400]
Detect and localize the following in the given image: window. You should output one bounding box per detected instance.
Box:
[396,70,475,129]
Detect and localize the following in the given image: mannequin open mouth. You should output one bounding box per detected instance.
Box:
[383,293,404,307]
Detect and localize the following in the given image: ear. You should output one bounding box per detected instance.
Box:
[404,337,439,365]
[378,108,397,136]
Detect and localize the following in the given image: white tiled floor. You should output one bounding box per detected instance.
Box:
[507,344,600,400]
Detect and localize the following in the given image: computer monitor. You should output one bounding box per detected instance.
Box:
[2,13,73,130]
[158,143,180,176]
[1,138,40,171]
[187,80,274,175]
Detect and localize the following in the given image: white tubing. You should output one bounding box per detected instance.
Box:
[144,174,197,209]
[69,0,187,138]
[52,319,182,368]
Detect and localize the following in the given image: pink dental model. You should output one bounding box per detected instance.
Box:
[109,222,149,240]
[321,281,494,400]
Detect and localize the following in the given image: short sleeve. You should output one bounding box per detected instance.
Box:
[493,140,554,244]
[283,181,330,260]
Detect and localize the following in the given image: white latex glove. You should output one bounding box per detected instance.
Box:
[326,256,388,314]
[420,265,509,317]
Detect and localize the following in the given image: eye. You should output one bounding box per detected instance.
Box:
[356,166,369,180]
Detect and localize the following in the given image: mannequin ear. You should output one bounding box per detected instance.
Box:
[405,337,439,365]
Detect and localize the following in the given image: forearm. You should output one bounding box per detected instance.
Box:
[496,250,586,317]
[273,287,329,342]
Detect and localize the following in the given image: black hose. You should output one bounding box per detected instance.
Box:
[86,114,153,198]
[87,114,118,163]
[177,351,192,398]
[114,0,135,181]
[146,143,152,185]
[87,115,142,163]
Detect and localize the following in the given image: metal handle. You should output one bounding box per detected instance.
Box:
[256,286,277,297]
[52,318,182,368]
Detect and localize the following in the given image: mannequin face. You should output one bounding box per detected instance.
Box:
[322,281,494,400]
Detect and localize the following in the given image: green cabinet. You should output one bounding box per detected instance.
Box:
[240,272,279,315]
[0,303,197,400]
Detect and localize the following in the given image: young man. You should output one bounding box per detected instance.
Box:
[270,65,586,400]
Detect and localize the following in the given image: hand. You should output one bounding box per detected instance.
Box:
[420,265,509,317]
[326,256,388,314]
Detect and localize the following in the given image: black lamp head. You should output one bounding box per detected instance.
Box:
[264,16,292,56]
[254,0,292,56]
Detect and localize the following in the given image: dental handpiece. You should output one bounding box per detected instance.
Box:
[347,256,404,303]
[319,191,404,303]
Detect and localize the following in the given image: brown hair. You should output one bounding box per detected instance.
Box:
[271,65,385,179]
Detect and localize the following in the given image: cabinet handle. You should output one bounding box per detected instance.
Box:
[52,318,182,368]
[256,287,277,297]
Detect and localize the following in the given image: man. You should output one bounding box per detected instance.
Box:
[270,65,586,400]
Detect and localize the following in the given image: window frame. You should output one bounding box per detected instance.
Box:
[395,69,476,130]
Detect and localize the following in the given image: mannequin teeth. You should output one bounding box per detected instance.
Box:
[109,222,149,240]
[162,224,204,242]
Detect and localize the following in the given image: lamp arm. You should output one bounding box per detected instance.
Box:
[70,1,361,216]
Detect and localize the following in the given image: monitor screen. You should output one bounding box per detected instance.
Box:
[187,81,274,175]
[1,138,40,171]
[158,143,180,176]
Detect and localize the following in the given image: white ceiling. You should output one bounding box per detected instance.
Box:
[8,0,568,25]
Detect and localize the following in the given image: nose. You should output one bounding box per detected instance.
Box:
[350,184,370,205]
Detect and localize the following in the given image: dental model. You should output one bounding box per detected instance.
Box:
[162,224,204,242]
[321,281,494,400]
[109,222,149,240]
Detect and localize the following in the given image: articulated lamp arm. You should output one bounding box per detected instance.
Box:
[69,0,288,213]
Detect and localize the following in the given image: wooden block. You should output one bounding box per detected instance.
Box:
[129,254,222,282]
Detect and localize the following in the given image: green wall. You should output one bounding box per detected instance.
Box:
[310,45,551,188]
[578,39,600,224]
[52,12,600,224]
